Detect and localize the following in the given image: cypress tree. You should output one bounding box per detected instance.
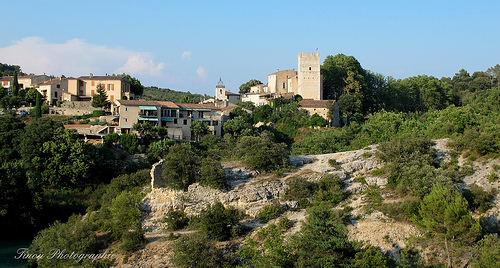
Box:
[35,91,42,118]
[11,72,20,96]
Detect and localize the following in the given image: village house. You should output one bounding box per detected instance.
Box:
[114,99,224,141]
[0,74,51,94]
[63,74,134,103]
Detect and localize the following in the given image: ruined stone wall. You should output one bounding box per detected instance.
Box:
[150,159,166,189]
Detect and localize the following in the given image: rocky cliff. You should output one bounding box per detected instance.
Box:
[119,138,499,267]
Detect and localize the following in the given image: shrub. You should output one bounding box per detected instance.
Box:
[277,217,293,230]
[488,172,499,182]
[313,174,348,206]
[198,202,241,241]
[29,217,102,267]
[171,233,237,268]
[328,158,342,169]
[282,177,317,201]
[198,158,227,189]
[460,165,475,176]
[372,168,385,176]
[258,203,281,223]
[164,210,189,231]
[237,132,289,172]
[92,110,105,117]
[103,132,120,146]
[120,133,138,154]
[463,184,494,213]
[162,143,200,190]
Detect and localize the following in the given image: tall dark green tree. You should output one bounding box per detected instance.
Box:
[34,91,42,118]
[11,71,20,97]
[122,74,144,96]
[91,83,110,108]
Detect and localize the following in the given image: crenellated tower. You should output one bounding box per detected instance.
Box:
[297,52,322,100]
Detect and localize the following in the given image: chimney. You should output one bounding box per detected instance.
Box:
[90,73,93,78]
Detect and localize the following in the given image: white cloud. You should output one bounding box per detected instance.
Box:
[0,37,165,77]
[196,65,207,79]
[182,51,192,60]
[115,54,164,76]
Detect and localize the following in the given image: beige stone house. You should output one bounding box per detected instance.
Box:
[299,99,340,127]
[114,100,223,141]
[1,74,51,92]
[37,77,68,105]
[64,74,133,103]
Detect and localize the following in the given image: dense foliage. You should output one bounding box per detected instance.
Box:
[141,86,211,102]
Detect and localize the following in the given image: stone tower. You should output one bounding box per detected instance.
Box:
[215,78,226,100]
[297,52,322,100]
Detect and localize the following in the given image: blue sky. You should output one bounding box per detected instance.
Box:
[1,0,499,96]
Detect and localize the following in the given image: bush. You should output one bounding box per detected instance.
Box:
[463,184,494,213]
[92,110,105,117]
[488,172,499,182]
[282,177,317,201]
[237,132,289,172]
[29,217,103,267]
[198,202,241,241]
[164,210,189,231]
[162,143,200,190]
[171,233,237,268]
[313,174,348,206]
[198,158,227,189]
[258,203,281,223]
[120,133,138,154]
[103,132,120,146]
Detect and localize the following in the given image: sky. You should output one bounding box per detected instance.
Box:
[1,0,499,96]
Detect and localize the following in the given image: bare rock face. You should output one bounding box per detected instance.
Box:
[134,138,500,268]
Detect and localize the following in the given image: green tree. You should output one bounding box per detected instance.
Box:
[0,115,24,162]
[179,95,198,103]
[288,205,360,267]
[199,158,226,189]
[191,120,210,141]
[321,54,366,100]
[91,83,110,108]
[124,74,144,96]
[237,132,289,172]
[29,217,102,267]
[418,183,481,267]
[120,133,138,154]
[471,234,500,268]
[31,128,96,188]
[24,87,38,105]
[11,71,20,97]
[161,143,200,190]
[239,79,262,95]
[223,116,254,136]
[34,90,42,118]
[171,233,236,268]
[198,202,241,241]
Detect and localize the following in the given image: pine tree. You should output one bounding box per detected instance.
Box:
[91,83,110,108]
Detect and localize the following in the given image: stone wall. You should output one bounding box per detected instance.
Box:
[150,159,166,189]
[50,101,102,116]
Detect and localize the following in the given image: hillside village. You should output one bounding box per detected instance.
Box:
[0,52,337,142]
[1,56,500,268]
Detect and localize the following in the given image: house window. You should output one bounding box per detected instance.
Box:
[125,108,127,111]
[54,92,58,97]
[283,82,286,89]
[171,110,177,117]
[183,119,187,125]
[56,84,60,88]
[174,119,178,124]
[80,81,84,86]
[124,118,127,122]
[109,84,114,91]
[91,81,95,86]
[309,66,312,70]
